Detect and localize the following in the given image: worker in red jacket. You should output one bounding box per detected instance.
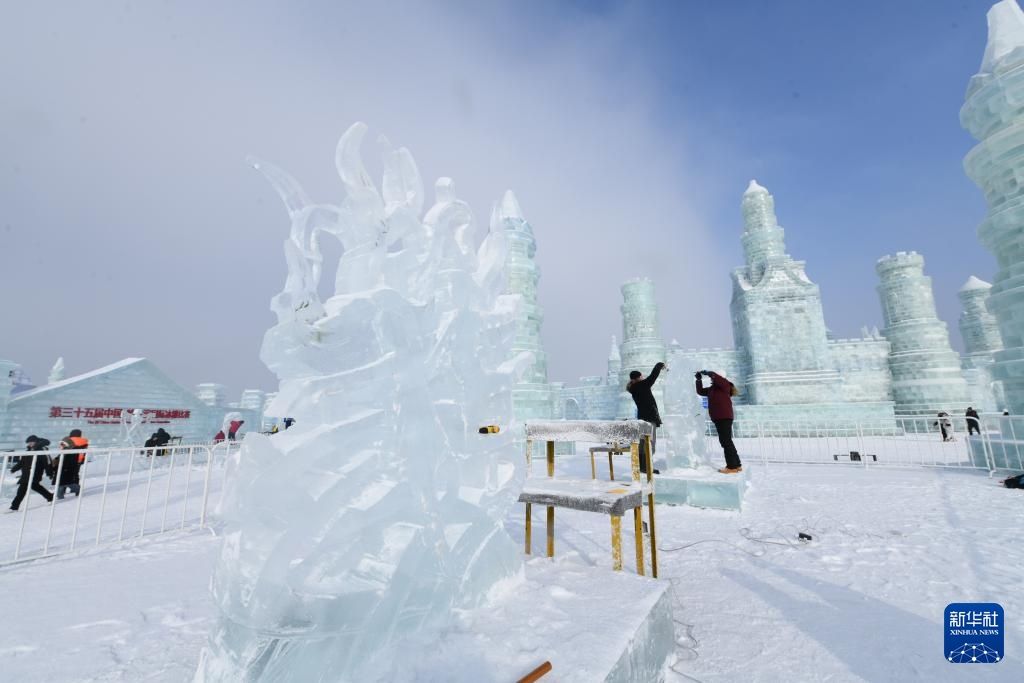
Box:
[695,371,742,473]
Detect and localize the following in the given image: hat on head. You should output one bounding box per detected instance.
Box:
[69,429,82,437]
[25,435,38,443]
[629,370,642,380]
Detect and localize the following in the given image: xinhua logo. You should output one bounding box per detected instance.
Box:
[945,603,1003,664]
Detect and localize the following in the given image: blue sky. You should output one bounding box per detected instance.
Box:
[0,1,1002,393]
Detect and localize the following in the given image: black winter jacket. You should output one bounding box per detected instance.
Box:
[13,439,51,483]
[627,363,664,426]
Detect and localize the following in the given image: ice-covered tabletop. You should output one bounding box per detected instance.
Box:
[524,420,653,443]
[518,477,647,515]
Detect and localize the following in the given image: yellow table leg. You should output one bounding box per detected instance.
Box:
[590,450,596,479]
[525,439,533,474]
[648,495,658,578]
[546,441,555,477]
[630,441,641,482]
[611,516,623,571]
[546,506,555,558]
[608,452,615,481]
[633,506,645,576]
[644,433,658,578]
[525,503,532,555]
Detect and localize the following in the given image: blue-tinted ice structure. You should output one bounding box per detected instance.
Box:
[958,276,1004,411]
[617,279,667,420]
[498,191,554,422]
[875,252,972,416]
[962,0,1024,415]
[196,123,528,681]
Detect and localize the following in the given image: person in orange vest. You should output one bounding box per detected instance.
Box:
[53,429,87,499]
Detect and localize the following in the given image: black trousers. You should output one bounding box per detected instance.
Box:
[967,419,980,436]
[11,476,53,510]
[713,418,742,469]
[639,424,657,474]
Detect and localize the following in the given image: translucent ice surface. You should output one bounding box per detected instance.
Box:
[196,123,528,681]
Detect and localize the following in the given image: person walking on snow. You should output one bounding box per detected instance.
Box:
[53,429,87,498]
[965,407,980,436]
[934,412,953,442]
[627,362,665,475]
[695,370,742,473]
[7,435,54,512]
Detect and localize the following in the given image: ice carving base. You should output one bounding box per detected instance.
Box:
[409,559,676,682]
[655,466,747,510]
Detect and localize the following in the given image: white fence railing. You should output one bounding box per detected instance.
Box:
[0,441,240,566]
[704,414,1024,472]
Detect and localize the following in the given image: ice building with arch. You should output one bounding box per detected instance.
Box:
[0,357,263,449]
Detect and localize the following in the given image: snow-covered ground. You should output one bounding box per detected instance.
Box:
[2,458,1022,681]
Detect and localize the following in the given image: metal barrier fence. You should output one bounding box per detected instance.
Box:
[0,441,240,566]
[704,414,1024,472]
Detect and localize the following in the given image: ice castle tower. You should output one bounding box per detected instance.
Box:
[876,252,972,416]
[961,0,1024,414]
[731,180,843,404]
[959,276,1005,411]
[498,190,554,421]
[617,278,667,418]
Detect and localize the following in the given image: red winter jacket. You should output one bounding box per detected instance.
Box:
[696,372,735,421]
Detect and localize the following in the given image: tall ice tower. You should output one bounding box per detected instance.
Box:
[498,190,554,420]
[876,252,971,416]
[959,276,1005,411]
[618,278,667,418]
[961,0,1024,414]
[731,180,842,404]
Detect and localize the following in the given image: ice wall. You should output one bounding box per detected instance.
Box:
[197,124,527,681]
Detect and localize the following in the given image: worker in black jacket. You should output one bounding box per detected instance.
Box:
[627,362,665,475]
[8,435,54,512]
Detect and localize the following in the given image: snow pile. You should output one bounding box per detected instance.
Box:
[196,123,528,681]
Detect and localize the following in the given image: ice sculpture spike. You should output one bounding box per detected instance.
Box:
[981,0,1024,73]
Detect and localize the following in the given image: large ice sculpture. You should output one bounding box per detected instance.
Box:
[962,0,1024,414]
[197,123,528,681]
